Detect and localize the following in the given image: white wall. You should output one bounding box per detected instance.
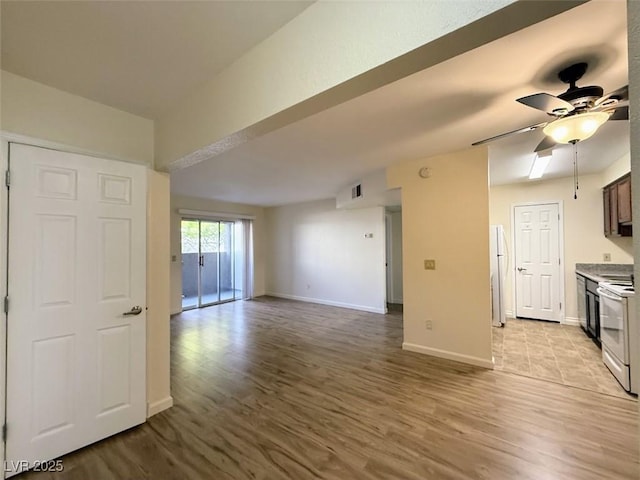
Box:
[1,71,154,166]
[170,194,266,314]
[387,147,493,368]
[490,169,633,322]
[335,169,403,210]
[265,199,386,314]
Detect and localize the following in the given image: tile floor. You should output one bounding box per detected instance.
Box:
[492,318,635,399]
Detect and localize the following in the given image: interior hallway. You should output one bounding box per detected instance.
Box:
[19,298,639,479]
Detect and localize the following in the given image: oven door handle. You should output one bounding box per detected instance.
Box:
[596,287,622,301]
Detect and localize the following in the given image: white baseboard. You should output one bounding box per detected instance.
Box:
[402,342,494,369]
[147,396,174,417]
[562,316,581,326]
[266,292,386,314]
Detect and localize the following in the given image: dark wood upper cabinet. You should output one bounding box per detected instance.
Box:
[617,176,632,224]
[610,184,619,235]
[604,187,611,236]
[604,173,632,237]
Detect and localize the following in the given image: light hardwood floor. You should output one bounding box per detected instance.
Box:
[20,297,639,479]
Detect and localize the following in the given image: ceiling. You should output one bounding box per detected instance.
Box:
[170,0,629,205]
[1,1,313,118]
[1,1,630,206]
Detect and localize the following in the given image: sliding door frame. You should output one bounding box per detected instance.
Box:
[180,217,237,309]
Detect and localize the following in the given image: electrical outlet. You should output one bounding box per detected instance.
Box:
[603,253,612,262]
[425,320,433,330]
[424,259,436,270]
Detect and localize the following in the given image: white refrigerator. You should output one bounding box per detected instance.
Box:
[490,225,507,327]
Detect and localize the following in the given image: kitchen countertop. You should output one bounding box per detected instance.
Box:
[575,263,634,283]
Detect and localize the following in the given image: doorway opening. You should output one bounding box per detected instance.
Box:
[181,219,249,310]
[385,207,403,312]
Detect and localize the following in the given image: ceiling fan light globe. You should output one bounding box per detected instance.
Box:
[581,118,599,134]
[549,125,568,143]
[542,111,609,144]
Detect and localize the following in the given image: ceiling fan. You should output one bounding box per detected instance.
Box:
[472,62,629,152]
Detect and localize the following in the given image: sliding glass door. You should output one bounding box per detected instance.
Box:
[181,219,237,310]
[199,221,219,306]
[181,220,200,309]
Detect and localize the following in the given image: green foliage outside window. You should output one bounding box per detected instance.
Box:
[181,220,230,253]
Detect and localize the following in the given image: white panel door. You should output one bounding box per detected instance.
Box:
[6,143,146,475]
[514,203,561,322]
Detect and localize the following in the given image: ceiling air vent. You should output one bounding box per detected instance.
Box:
[351,183,362,200]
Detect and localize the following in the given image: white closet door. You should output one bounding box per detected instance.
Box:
[514,203,561,322]
[6,143,147,475]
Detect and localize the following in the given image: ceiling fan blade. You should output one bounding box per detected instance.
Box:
[517,93,575,115]
[472,122,547,146]
[534,136,557,153]
[596,85,629,107]
[608,105,629,121]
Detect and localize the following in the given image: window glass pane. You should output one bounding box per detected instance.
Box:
[181,220,199,254]
[200,222,218,253]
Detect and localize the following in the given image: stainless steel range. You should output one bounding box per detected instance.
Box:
[597,280,637,394]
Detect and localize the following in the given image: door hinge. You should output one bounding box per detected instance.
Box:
[560,302,562,310]
[4,170,9,188]
[3,423,7,442]
[3,296,8,314]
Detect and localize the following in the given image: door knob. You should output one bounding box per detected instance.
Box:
[517,267,527,272]
[123,306,143,316]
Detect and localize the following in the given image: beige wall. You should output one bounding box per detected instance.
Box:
[490,171,633,322]
[388,147,493,367]
[602,152,631,186]
[146,171,172,415]
[170,195,266,314]
[1,71,154,166]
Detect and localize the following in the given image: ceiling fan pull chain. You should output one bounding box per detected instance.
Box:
[573,142,579,199]
[575,145,579,193]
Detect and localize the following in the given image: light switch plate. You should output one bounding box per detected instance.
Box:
[424,259,436,270]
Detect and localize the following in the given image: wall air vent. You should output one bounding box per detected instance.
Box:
[351,183,362,199]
